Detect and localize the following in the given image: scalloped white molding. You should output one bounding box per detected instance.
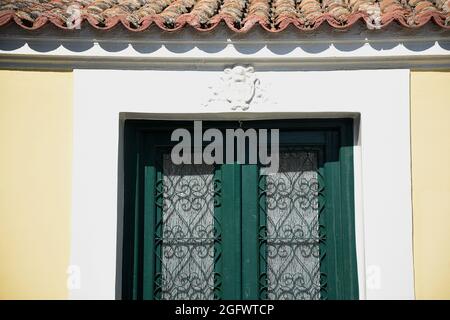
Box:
[1,24,450,70]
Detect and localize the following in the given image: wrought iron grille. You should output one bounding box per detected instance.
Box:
[154,153,220,300]
[259,150,327,300]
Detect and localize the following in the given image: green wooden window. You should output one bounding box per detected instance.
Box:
[122,119,358,300]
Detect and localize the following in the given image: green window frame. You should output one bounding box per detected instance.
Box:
[121,119,358,300]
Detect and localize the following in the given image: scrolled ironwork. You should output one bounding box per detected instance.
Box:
[154,154,220,300]
[259,149,327,300]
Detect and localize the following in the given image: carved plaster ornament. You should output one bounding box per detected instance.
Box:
[204,65,268,111]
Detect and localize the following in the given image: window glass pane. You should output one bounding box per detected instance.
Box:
[263,151,321,300]
[160,154,215,299]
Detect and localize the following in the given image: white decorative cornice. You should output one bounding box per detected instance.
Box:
[1,24,450,70]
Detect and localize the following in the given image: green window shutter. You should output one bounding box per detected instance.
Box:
[122,119,358,300]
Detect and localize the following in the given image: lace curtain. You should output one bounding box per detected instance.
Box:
[160,154,215,299]
[264,151,321,300]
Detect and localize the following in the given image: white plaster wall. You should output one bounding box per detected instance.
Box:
[71,68,413,299]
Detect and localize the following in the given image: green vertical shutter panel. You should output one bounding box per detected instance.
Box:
[121,123,138,299]
[324,131,340,300]
[133,131,144,299]
[142,135,156,300]
[122,119,359,300]
[339,121,359,300]
[241,164,260,299]
[221,164,242,299]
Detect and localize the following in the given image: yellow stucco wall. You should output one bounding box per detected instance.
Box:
[0,68,449,299]
[0,70,72,299]
[411,71,450,299]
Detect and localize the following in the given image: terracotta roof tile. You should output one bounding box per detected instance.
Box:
[0,0,449,32]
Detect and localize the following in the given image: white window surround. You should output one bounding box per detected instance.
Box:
[70,68,413,300]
